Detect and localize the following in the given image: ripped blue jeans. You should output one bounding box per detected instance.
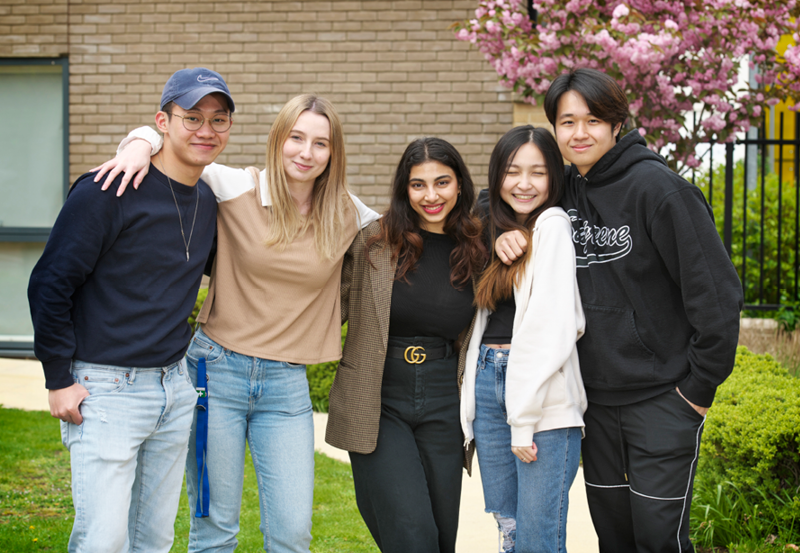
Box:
[473,345,581,553]
[61,358,196,553]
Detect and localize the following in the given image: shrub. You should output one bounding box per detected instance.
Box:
[693,161,799,309]
[188,287,208,329]
[694,346,800,545]
[692,478,799,551]
[306,323,347,413]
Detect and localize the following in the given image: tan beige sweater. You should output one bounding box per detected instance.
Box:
[195,166,379,364]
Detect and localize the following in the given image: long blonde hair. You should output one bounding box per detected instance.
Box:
[264,94,352,260]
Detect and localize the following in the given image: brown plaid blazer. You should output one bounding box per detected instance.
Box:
[325,220,477,473]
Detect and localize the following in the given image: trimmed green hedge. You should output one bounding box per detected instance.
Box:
[694,346,800,541]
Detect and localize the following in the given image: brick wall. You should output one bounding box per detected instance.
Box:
[513,102,551,133]
[1,0,513,210]
[0,0,69,57]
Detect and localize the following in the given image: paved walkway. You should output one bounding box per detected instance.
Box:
[0,356,599,553]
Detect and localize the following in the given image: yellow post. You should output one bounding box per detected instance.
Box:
[769,33,797,181]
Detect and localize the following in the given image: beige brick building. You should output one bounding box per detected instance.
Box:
[1,0,550,352]
[0,0,525,207]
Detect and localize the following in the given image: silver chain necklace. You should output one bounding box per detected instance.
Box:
[158,157,199,262]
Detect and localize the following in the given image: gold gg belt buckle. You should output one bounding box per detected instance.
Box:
[404,346,426,364]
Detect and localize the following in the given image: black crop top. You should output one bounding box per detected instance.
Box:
[481,294,516,344]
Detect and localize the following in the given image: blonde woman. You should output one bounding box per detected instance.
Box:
[93,94,379,553]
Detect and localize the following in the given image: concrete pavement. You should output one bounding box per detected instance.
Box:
[313,412,599,553]
[1,356,599,553]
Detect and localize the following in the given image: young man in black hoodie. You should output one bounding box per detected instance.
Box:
[498,69,743,551]
[552,68,744,552]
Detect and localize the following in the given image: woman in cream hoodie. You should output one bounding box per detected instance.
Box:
[461,125,587,553]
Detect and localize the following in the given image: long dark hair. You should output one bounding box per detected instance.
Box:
[475,126,565,309]
[369,137,487,289]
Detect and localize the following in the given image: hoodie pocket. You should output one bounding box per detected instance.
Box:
[579,304,656,389]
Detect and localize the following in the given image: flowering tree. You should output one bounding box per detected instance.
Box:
[455,0,800,172]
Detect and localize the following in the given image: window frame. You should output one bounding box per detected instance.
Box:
[0,57,69,242]
[0,57,69,357]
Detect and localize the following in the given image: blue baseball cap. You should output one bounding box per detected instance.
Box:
[160,67,235,113]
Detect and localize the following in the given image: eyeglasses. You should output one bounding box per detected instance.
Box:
[170,112,232,133]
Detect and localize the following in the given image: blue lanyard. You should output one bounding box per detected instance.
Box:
[195,357,210,518]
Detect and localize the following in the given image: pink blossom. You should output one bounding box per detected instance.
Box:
[539,31,561,50]
[701,112,727,132]
[453,0,800,172]
[612,4,630,18]
[685,154,701,169]
[785,45,800,69]
[588,29,617,50]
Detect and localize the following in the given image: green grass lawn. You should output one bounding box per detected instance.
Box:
[0,407,379,552]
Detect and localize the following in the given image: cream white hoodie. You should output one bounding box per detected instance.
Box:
[461,207,587,448]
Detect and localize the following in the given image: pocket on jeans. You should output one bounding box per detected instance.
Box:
[186,332,226,365]
[72,367,128,396]
[283,361,306,369]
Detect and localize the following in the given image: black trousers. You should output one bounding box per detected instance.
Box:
[349,337,464,553]
[582,389,705,553]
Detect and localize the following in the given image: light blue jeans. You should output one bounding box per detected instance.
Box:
[61,358,196,553]
[185,328,314,553]
[473,345,581,553]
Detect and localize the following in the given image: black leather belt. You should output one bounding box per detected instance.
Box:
[386,344,452,364]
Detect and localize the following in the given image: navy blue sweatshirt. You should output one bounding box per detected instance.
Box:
[28,164,217,390]
[561,132,743,407]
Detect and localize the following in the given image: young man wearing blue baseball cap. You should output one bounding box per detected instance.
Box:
[28,67,234,553]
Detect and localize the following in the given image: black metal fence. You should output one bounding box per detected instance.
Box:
[692,112,800,312]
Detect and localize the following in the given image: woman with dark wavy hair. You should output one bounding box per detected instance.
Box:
[326,137,487,553]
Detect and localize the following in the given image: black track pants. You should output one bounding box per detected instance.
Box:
[582,389,705,553]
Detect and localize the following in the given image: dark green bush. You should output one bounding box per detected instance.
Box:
[694,346,800,544]
[306,323,347,413]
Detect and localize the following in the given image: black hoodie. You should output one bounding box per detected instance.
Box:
[561,131,743,407]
